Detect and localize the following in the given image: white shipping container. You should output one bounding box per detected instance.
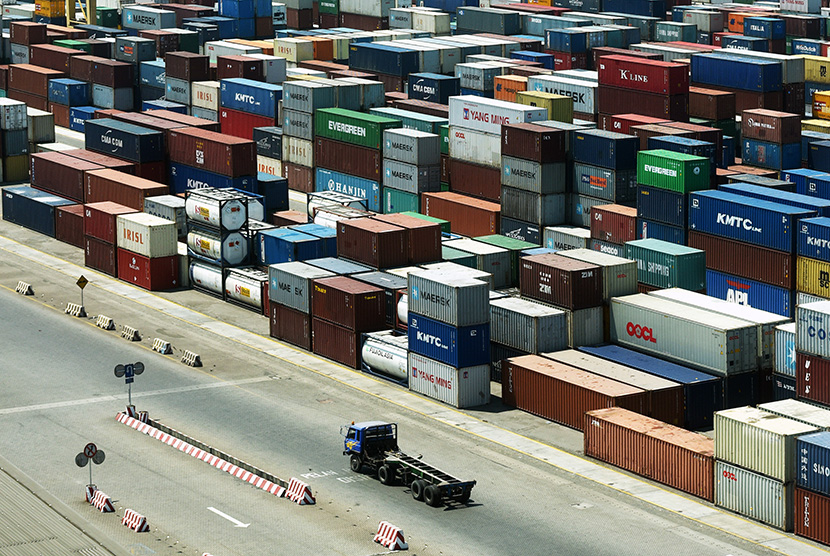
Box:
[274,38,315,63]
[543,225,591,251]
[490,297,568,353]
[682,10,724,33]
[448,126,501,168]
[714,406,818,483]
[526,76,597,115]
[225,268,267,312]
[246,54,288,84]
[407,352,490,408]
[455,62,510,91]
[204,41,261,63]
[26,107,55,144]
[257,154,283,177]
[412,11,451,35]
[340,0,395,17]
[774,322,796,377]
[758,399,830,431]
[443,237,511,289]
[796,301,830,358]
[3,4,35,17]
[649,288,790,370]
[419,261,495,290]
[144,195,186,238]
[282,136,314,167]
[177,242,189,289]
[285,68,326,79]
[408,270,490,327]
[780,0,821,14]
[0,98,28,131]
[610,293,759,376]
[559,248,638,301]
[116,213,178,258]
[563,305,604,347]
[715,461,793,532]
[448,96,547,136]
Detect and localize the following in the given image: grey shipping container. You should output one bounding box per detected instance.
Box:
[559,247,637,301]
[715,460,793,532]
[408,269,490,326]
[568,193,606,228]
[283,108,313,141]
[383,160,441,195]
[383,128,440,166]
[573,162,638,202]
[420,260,495,290]
[502,187,566,227]
[282,81,337,113]
[144,195,186,238]
[268,261,335,313]
[501,156,566,194]
[443,237,511,289]
[490,296,568,353]
[543,225,590,251]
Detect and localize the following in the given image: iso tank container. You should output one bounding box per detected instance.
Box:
[361,331,408,383]
[168,127,256,178]
[688,190,815,253]
[797,301,830,359]
[598,55,688,95]
[625,239,706,291]
[268,261,334,314]
[690,53,782,92]
[383,128,440,166]
[116,212,177,258]
[585,407,714,501]
[407,313,489,368]
[224,268,268,314]
[715,461,793,532]
[312,276,385,332]
[407,352,490,409]
[558,248,637,301]
[2,186,74,237]
[443,237,511,289]
[502,354,648,432]
[714,406,817,483]
[407,270,489,327]
[610,293,758,376]
[187,228,248,266]
[185,188,248,232]
[489,297,568,354]
[775,323,796,377]
[84,119,164,163]
[447,96,546,136]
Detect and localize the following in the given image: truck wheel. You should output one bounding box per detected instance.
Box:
[349,454,362,473]
[378,464,393,485]
[457,489,471,504]
[424,485,443,507]
[411,480,426,501]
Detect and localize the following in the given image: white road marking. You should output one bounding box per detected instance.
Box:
[207,506,250,528]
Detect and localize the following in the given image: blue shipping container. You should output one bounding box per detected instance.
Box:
[256,172,289,212]
[258,228,325,265]
[198,16,237,39]
[647,135,717,175]
[782,168,827,192]
[315,168,380,213]
[637,218,686,245]
[603,0,664,17]
[690,53,782,92]
[792,39,823,56]
[48,78,89,106]
[722,136,736,168]
[719,182,830,217]
[521,247,557,256]
[545,28,588,54]
[722,35,769,52]
[809,141,830,173]
[219,0,255,18]
[407,312,490,368]
[220,78,282,119]
[511,50,555,70]
[637,185,688,227]
[169,162,255,194]
[798,217,830,262]
[741,138,800,171]
[288,223,337,257]
[407,73,460,104]
[688,190,815,252]
[743,16,786,40]
[2,186,74,237]
[579,343,721,430]
[349,43,420,78]
[705,268,793,317]
[572,129,639,171]
[500,216,541,245]
[459,87,494,98]
[237,17,255,38]
[142,99,187,113]
[305,256,373,275]
[802,131,830,163]
[69,106,97,132]
[796,432,830,495]
[84,118,164,163]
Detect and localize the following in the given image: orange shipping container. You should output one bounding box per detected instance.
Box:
[813,90,830,120]
[494,75,527,102]
[584,407,715,501]
[422,191,500,238]
[727,12,759,33]
[304,37,334,61]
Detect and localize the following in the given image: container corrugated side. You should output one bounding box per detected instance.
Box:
[625,238,706,291]
[774,323,796,377]
[489,296,568,353]
[268,261,334,313]
[558,248,637,301]
[407,352,490,408]
[543,225,590,251]
[795,487,830,546]
[610,293,758,376]
[116,212,178,258]
[407,313,490,368]
[714,406,817,483]
[442,237,511,289]
[796,301,830,359]
[715,461,793,532]
[760,400,830,432]
[408,270,490,327]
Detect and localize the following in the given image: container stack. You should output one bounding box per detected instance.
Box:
[0,98,30,182]
[741,108,801,172]
[268,261,333,349]
[9,22,45,66]
[115,212,179,291]
[47,78,90,130]
[772,323,797,399]
[589,204,636,258]
[381,128,441,214]
[713,406,817,531]
[794,431,830,547]
[83,202,138,278]
[220,76,282,139]
[545,27,589,72]
[281,81,334,193]
[796,300,830,410]
[84,118,166,182]
[597,54,689,123]
[625,238,706,294]
[2,186,75,239]
[217,0,273,39]
[165,52,212,118]
[256,222,335,266]
[406,269,491,408]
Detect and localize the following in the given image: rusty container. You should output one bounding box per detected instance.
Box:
[422,191,500,238]
[520,253,603,310]
[688,231,793,289]
[591,204,637,245]
[62,150,134,173]
[8,64,64,96]
[741,108,801,144]
[167,127,255,177]
[29,44,83,73]
[145,110,221,132]
[797,352,830,408]
[336,217,408,269]
[91,59,134,88]
[597,85,688,122]
[314,137,381,182]
[282,162,315,193]
[795,487,830,546]
[584,407,715,501]
[393,99,449,119]
[502,354,648,432]
[10,22,47,45]
[372,212,441,265]
[69,55,102,82]
[311,275,385,332]
[630,123,695,150]
[85,169,168,210]
[272,210,308,227]
[30,152,102,203]
[55,204,85,248]
[8,89,48,110]
[312,317,360,368]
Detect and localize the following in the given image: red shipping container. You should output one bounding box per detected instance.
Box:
[216,55,265,81]
[689,87,736,121]
[131,161,166,184]
[111,111,186,138]
[167,127,256,178]
[375,73,405,93]
[449,158,501,203]
[272,209,308,227]
[795,487,830,547]
[84,235,117,276]
[85,169,168,211]
[311,275,386,332]
[138,30,179,57]
[91,59,134,89]
[7,89,48,111]
[695,84,784,113]
[319,13,339,28]
[220,107,274,140]
[422,191,499,237]
[315,137,381,182]
[30,152,103,202]
[597,55,689,96]
[64,148,143,175]
[591,204,637,245]
[501,122,566,164]
[392,99,449,119]
[164,51,211,82]
[603,114,670,135]
[282,162,315,193]
[712,32,738,46]
[372,213,441,264]
[441,154,450,184]
[286,7,314,29]
[550,51,587,71]
[312,317,360,368]
[69,55,102,83]
[8,64,64,97]
[49,102,70,128]
[55,204,84,248]
[117,249,178,291]
[0,65,9,91]
[269,301,312,350]
[509,66,553,78]
[144,110,220,132]
[339,12,387,31]
[727,164,779,178]
[688,231,792,289]
[84,201,138,244]
[10,22,47,45]
[94,109,123,119]
[298,59,349,75]
[592,46,662,69]
[741,108,801,144]
[501,354,648,432]
[520,253,603,310]
[336,217,408,269]
[46,24,88,40]
[328,69,377,80]
[597,85,688,122]
[29,44,84,73]
[630,123,696,150]
[797,351,830,407]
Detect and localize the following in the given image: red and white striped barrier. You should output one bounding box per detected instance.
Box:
[126,405,138,418]
[85,485,97,503]
[286,477,315,505]
[90,489,115,513]
[374,521,408,550]
[122,508,150,532]
[116,412,287,497]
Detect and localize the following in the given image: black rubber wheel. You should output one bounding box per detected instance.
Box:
[378,464,393,485]
[424,485,443,507]
[411,479,426,501]
[349,454,362,473]
[457,489,471,504]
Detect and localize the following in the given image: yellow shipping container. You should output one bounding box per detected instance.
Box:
[803,118,830,133]
[35,0,65,17]
[526,0,552,4]
[226,39,273,55]
[5,155,27,182]
[814,90,830,120]
[804,55,830,84]
[516,91,573,123]
[797,256,830,298]
[494,75,527,102]
[285,73,325,81]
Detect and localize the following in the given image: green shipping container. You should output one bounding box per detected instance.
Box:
[370,106,447,135]
[382,187,419,214]
[96,7,120,28]
[636,149,710,193]
[168,30,200,54]
[400,210,450,233]
[625,238,706,290]
[54,39,92,53]
[474,234,538,285]
[690,117,739,146]
[315,108,401,150]
[319,0,339,14]
[442,245,477,268]
[440,125,449,155]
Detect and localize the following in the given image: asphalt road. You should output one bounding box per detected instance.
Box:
[0,226,797,556]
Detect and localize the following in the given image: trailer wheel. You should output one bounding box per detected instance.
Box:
[378,464,394,485]
[424,485,443,507]
[349,454,362,473]
[411,480,426,501]
[457,489,471,504]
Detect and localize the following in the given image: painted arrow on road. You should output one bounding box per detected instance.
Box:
[208,507,250,528]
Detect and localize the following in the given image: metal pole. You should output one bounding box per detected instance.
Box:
[89,464,92,487]
[128,382,131,407]
[80,287,84,308]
